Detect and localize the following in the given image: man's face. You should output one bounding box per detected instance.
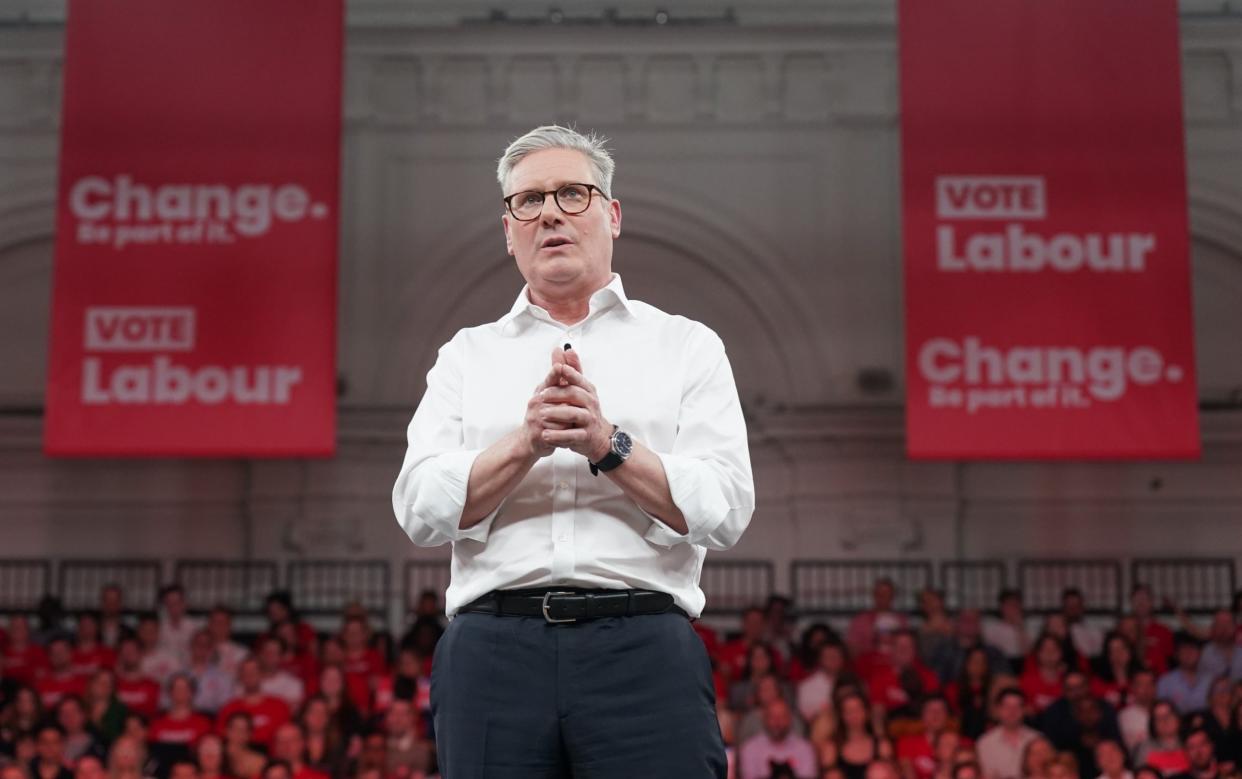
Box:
[239,660,261,692]
[75,756,106,779]
[1131,588,1153,617]
[1185,732,1215,771]
[385,702,414,736]
[1210,611,1234,644]
[36,729,63,763]
[101,587,123,616]
[272,724,303,763]
[923,700,949,733]
[1063,594,1084,621]
[163,590,186,619]
[208,611,230,640]
[874,581,895,611]
[1095,742,1125,776]
[502,148,621,301]
[893,634,917,667]
[1064,673,1090,703]
[741,610,765,639]
[1131,672,1156,706]
[258,640,282,671]
[956,610,982,641]
[1178,644,1201,672]
[996,695,1024,728]
[762,700,792,741]
[48,640,72,670]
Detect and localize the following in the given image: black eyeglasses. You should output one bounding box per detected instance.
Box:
[503,183,607,221]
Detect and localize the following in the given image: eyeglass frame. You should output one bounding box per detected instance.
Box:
[502,182,610,222]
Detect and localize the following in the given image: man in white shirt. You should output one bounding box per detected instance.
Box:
[1118,670,1156,755]
[1062,588,1104,660]
[977,689,1040,779]
[156,585,203,666]
[392,125,754,779]
[206,607,248,678]
[1198,610,1242,682]
[255,635,304,708]
[982,589,1030,673]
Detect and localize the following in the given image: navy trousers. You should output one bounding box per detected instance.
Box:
[430,609,727,778]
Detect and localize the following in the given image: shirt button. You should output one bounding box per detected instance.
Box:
[558,481,569,490]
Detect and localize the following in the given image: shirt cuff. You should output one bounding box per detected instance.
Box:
[408,448,500,544]
[641,451,733,548]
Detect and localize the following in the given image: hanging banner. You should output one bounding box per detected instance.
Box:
[899,0,1200,459]
[45,0,343,456]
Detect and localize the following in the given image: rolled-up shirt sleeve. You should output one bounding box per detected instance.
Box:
[643,326,755,550]
[392,335,500,546]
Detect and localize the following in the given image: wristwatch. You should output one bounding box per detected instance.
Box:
[589,425,633,476]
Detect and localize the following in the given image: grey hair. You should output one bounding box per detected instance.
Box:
[496,125,615,198]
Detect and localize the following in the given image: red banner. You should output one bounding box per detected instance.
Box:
[899,0,1200,459]
[45,0,343,456]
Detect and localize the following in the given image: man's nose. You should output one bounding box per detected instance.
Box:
[538,195,566,224]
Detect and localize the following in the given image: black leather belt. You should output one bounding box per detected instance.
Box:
[460,588,688,624]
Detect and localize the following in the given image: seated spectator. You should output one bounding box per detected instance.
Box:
[928,610,1009,685]
[338,619,385,715]
[1091,633,1144,709]
[731,643,791,713]
[1096,739,1134,779]
[1133,700,1190,775]
[220,713,266,779]
[1020,635,1066,714]
[347,732,387,779]
[29,724,72,779]
[373,646,427,717]
[311,666,364,743]
[896,696,955,779]
[720,608,769,686]
[204,609,247,680]
[1045,752,1078,779]
[1196,612,1242,683]
[112,639,160,720]
[1130,585,1174,675]
[255,638,304,710]
[765,595,798,669]
[1172,727,1220,779]
[737,675,806,746]
[107,734,155,779]
[819,690,893,779]
[75,754,106,779]
[297,696,351,778]
[1,684,43,746]
[383,700,431,777]
[183,631,232,716]
[983,591,1031,676]
[82,670,126,744]
[1118,671,1158,755]
[1019,737,1054,779]
[193,734,227,779]
[976,688,1040,779]
[270,722,329,779]
[791,623,838,687]
[97,585,133,650]
[270,622,318,697]
[133,617,179,689]
[70,615,115,679]
[36,639,86,710]
[1038,671,1120,756]
[919,591,953,670]
[847,579,909,660]
[262,594,316,661]
[739,698,817,779]
[1156,634,1212,715]
[867,631,940,716]
[215,659,291,747]
[156,586,203,668]
[149,675,213,755]
[1061,589,1104,662]
[53,697,103,763]
[2,616,48,687]
[1039,615,1083,676]
[932,730,968,779]
[1069,696,1122,778]
[946,646,998,741]
[1183,677,1233,760]
[797,640,848,724]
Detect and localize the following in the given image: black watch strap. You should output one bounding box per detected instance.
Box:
[589,425,623,476]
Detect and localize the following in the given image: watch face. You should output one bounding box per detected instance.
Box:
[613,430,633,458]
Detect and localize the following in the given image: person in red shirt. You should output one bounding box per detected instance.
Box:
[35,638,86,710]
[868,630,941,714]
[263,593,317,657]
[717,608,769,684]
[70,613,116,678]
[846,578,911,660]
[216,658,291,747]
[150,675,214,749]
[270,722,329,779]
[272,621,319,695]
[113,637,161,719]
[1089,632,1142,709]
[1,615,48,686]
[1020,633,1066,713]
[897,695,957,779]
[339,617,386,713]
[1130,585,1174,675]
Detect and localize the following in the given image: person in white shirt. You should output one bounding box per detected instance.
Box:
[392,125,754,779]
[1094,740,1134,779]
[1197,611,1242,682]
[983,589,1030,673]
[739,699,818,779]
[156,585,202,667]
[205,607,248,678]
[797,641,846,723]
[977,688,1040,779]
[1117,669,1156,756]
[136,614,181,686]
[1062,588,1104,661]
[254,635,304,708]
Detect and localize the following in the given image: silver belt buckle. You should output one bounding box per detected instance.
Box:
[541,591,578,624]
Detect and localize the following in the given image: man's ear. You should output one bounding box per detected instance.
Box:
[608,198,622,239]
[501,213,514,256]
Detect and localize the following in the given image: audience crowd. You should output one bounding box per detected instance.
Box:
[2,579,1242,779]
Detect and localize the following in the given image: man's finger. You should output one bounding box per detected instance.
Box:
[540,404,589,426]
[563,347,583,374]
[540,386,593,408]
[542,428,589,446]
[558,364,596,394]
[536,362,563,392]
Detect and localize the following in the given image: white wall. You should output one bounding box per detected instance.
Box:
[1,2,1241,618]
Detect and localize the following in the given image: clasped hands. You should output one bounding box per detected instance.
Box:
[523,345,613,463]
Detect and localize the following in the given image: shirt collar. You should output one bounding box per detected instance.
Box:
[499,273,637,335]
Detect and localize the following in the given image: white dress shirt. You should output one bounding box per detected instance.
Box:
[392,274,755,617]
